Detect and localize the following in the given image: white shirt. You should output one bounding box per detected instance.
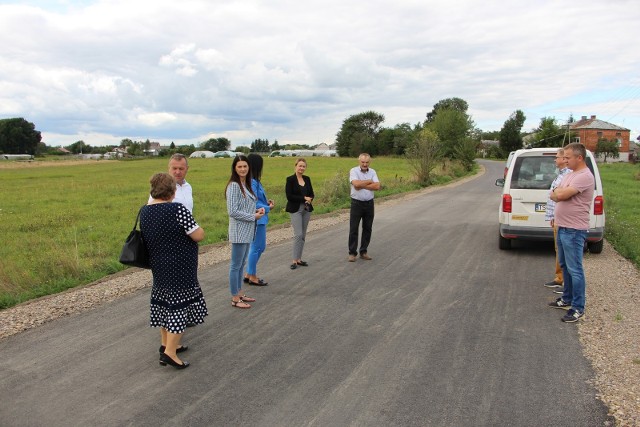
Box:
[349,167,379,201]
[148,180,193,213]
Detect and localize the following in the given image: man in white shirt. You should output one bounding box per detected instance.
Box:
[348,153,381,262]
[149,153,193,213]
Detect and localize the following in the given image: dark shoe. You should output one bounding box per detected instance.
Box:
[243,277,250,283]
[186,323,196,328]
[296,261,309,266]
[159,345,188,354]
[548,298,571,310]
[290,263,297,270]
[561,309,584,323]
[544,281,563,288]
[348,255,356,262]
[248,279,268,286]
[159,353,190,369]
[360,253,372,260]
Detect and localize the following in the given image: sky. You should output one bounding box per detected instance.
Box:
[1,0,639,149]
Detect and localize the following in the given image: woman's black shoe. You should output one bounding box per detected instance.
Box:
[159,353,190,369]
[296,261,309,266]
[159,345,188,354]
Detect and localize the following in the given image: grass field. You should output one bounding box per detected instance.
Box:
[2,156,472,308]
[597,162,640,267]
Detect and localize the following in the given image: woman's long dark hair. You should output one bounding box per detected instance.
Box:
[247,153,263,181]
[225,155,255,198]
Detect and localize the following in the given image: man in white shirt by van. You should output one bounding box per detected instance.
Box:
[543,148,571,292]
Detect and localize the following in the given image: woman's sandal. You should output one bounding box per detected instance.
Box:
[231,299,251,309]
[240,295,256,302]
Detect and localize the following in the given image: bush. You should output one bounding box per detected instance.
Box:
[317,169,350,206]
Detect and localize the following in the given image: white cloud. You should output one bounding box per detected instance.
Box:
[1,0,639,148]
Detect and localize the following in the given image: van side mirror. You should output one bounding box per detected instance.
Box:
[495,178,505,187]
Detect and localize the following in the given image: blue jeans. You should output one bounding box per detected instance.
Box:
[246,224,266,276]
[230,243,250,296]
[557,227,588,313]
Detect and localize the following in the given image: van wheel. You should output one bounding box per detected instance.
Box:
[587,240,604,254]
[499,235,511,250]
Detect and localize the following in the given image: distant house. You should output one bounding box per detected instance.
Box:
[56,146,72,155]
[569,115,630,162]
[315,143,330,151]
[144,142,162,156]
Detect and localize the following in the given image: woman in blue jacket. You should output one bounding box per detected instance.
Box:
[244,154,274,286]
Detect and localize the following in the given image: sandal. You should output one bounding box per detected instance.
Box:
[231,299,251,309]
[290,263,297,270]
[296,260,309,266]
[240,295,256,302]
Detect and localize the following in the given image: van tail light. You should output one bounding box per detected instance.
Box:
[502,194,512,213]
[593,195,604,215]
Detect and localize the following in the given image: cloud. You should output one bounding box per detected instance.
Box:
[1,0,639,148]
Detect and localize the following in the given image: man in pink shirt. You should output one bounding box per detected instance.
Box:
[547,143,594,322]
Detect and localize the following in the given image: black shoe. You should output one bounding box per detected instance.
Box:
[248,279,268,286]
[548,298,571,310]
[290,263,297,270]
[159,345,188,354]
[159,353,190,369]
[561,309,584,323]
[296,261,309,266]
[243,277,250,283]
[544,281,563,288]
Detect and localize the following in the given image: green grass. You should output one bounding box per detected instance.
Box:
[598,162,640,268]
[0,156,473,309]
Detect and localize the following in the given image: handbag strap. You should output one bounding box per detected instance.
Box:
[132,205,145,231]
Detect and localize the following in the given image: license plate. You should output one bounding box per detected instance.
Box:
[535,203,546,213]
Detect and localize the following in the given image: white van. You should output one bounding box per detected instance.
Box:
[495,147,605,253]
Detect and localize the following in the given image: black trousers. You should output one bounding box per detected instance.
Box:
[349,198,374,255]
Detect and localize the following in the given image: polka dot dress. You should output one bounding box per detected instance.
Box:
[140,203,208,334]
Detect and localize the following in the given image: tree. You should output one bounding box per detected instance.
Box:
[200,137,230,152]
[531,117,565,148]
[595,138,620,162]
[0,118,42,154]
[426,97,469,123]
[406,128,443,185]
[454,138,479,171]
[67,140,87,154]
[499,110,526,155]
[335,111,385,157]
[250,138,270,152]
[426,108,475,159]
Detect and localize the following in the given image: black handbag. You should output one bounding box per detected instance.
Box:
[119,206,151,269]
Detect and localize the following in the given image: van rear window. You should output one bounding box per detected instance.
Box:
[510,156,557,189]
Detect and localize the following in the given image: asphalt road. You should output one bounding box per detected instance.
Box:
[0,160,610,426]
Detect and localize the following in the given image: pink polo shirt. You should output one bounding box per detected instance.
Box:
[554,168,594,230]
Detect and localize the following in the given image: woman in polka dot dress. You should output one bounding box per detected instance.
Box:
[140,173,207,369]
